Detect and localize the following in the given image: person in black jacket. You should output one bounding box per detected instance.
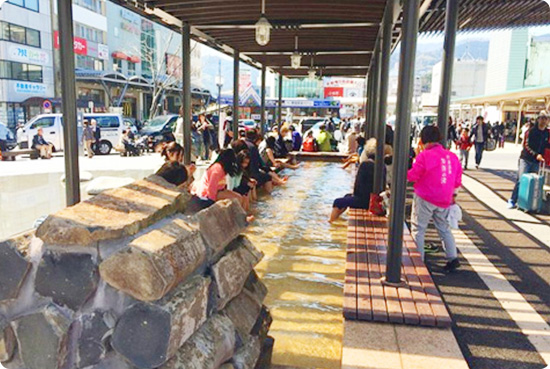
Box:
[330,138,380,222]
[91,119,101,154]
[243,130,274,193]
[508,111,549,208]
[469,115,491,169]
[32,128,53,159]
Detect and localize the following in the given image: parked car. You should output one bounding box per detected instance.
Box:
[0,122,17,151]
[140,115,178,147]
[20,113,124,155]
[239,119,258,131]
[297,117,327,134]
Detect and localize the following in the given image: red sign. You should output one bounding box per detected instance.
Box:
[324,87,344,98]
[53,31,88,55]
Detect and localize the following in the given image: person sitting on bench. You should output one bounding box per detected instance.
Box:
[32,128,53,159]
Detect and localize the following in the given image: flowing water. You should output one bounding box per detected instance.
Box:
[247,162,354,369]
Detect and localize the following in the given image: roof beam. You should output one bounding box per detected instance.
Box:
[195,22,379,29]
[243,50,374,55]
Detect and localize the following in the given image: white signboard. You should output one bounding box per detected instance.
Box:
[9,44,49,65]
[98,43,109,60]
[13,81,46,95]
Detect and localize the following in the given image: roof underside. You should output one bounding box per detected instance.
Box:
[115,0,550,78]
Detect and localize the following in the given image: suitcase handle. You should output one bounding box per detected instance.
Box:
[540,162,546,177]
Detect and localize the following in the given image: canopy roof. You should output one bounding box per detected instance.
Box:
[114,0,550,78]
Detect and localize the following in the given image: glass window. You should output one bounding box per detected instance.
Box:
[8,0,24,6]
[9,24,26,44]
[0,61,11,79]
[26,28,40,47]
[27,64,42,82]
[24,0,38,11]
[31,117,56,129]
[90,116,119,128]
[11,62,26,80]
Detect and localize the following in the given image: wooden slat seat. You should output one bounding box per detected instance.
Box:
[343,209,452,328]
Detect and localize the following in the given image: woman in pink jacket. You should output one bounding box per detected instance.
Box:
[407,126,463,272]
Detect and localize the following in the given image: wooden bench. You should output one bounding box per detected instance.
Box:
[344,209,452,328]
[1,149,39,161]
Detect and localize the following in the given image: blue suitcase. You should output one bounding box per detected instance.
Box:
[518,169,544,213]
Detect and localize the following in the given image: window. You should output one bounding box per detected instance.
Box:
[88,116,120,128]
[7,0,38,12]
[76,55,103,71]
[74,0,104,14]
[30,117,56,129]
[9,24,26,44]
[26,28,40,47]
[75,22,105,43]
[127,62,136,76]
[27,64,42,82]
[0,22,41,48]
[0,60,43,82]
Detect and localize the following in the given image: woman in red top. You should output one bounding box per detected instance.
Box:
[189,148,244,212]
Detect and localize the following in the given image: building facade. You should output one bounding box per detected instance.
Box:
[0,0,55,129]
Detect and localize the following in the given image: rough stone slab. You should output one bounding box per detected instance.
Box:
[244,271,268,304]
[13,304,71,369]
[254,336,274,369]
[250,306,272,342]
[212,239,263,311]
[222,290,262,341]
[36,175,190,247]
[100,216,206,302]
[0,238,31,302]
[75,310,112,368]
[0,314,16,363]
[232,336,261,369]
[112,276,210,368]
[160,314,236,369]
[195,200,247,257]
[35,251,99,310]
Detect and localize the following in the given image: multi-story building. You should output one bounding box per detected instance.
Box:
[0,0,55,129]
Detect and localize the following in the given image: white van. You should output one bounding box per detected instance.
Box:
[22,113,124,155]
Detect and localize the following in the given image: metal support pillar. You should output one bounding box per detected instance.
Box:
[370,43,380,137]
[437,0,459,145]
[374,0,394,194]
[57,0,80,205]
[362,75,368,130]
[385,0,420,285]
[365,69,374,136]
[233,50,240,137]
[260,64,266,135]
[278,74,283,130]
[182,23,192,165]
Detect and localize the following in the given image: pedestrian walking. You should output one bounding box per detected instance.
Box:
[469,115,490,169]
[408,126,463,272]
[456,128,472,170]
[447,116,458,149]
[91,119,101,154]
[82,120,95,158]
[223,111,234,148]
[498,121,506,148]
[507,111,550,209]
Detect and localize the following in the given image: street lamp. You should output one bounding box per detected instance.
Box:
[290,36,301,69]
[255,0,272,46]
[216,61,223,126]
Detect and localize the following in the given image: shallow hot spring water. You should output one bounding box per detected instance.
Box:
[247,162,354,369]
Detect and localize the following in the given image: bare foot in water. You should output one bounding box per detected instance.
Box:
[246,215,255,223]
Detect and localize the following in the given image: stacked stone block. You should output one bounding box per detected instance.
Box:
[0,175,272,369]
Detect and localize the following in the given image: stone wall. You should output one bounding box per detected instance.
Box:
[0,175,273,369]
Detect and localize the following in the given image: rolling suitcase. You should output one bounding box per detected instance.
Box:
[517,163,545,213]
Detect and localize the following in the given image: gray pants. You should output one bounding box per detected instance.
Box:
[411,195,457,261]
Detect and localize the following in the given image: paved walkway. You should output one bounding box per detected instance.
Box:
[424,166,550,369]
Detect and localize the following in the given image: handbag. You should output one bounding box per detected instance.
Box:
[369,193,386,216]
[485,137,497,152]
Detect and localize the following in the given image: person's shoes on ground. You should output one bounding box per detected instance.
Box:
[475,164,479,169]
[444,258,460,273]
[507,199,517,209]
[424,243,440,254]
